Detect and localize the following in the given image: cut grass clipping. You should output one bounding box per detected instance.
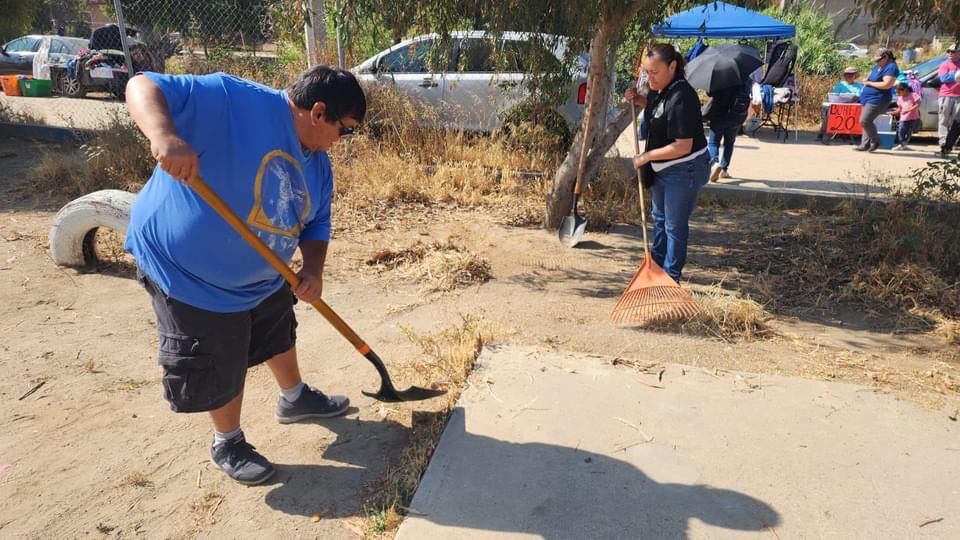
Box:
[366,241,492,292]
[646,285,774,342]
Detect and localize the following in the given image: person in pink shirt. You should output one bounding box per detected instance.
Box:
[936,44,960,157]
[892,82,921,150]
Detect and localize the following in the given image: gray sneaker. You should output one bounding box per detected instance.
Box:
[210,434,275,485]
[276,386,349,424]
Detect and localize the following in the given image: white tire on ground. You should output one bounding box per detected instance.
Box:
[49,189,137,267]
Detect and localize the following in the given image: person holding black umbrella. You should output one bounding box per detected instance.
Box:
[682,43,761,182]
[625,43,710,282]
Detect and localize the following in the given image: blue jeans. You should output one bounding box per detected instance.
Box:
[707,125,738,170]
[650,151,711,280]
[897,118,919,145]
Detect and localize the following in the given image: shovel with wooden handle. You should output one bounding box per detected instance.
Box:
[189,177,446,403]
[559,73,597,248]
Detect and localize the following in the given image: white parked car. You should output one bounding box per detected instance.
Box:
[353,31,592,133]
[835,42,868,59]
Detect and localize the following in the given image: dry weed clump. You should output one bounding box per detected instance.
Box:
[734,199,960,343]
[366,241,492,292]
[0,100,45,124]
[691,286,775,341]
[364,315,507,536]
[31,113,152,201]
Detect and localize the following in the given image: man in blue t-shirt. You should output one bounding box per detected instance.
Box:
[856,48,899,152]
[124,66,365,485]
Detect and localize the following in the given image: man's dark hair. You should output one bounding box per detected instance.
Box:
[287,65,366,122]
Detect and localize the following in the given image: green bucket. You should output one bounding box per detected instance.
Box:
[19,78,53,98]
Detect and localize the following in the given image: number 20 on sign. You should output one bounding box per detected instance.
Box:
[827,104,863,135]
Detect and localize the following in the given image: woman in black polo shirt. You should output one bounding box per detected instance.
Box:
[626,43,710,281]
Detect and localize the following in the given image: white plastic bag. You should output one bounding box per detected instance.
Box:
[32,37,52,80]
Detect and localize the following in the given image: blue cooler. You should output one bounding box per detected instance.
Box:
[878,131,897,149]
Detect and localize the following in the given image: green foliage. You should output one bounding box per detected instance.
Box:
[910,159,960,203]
[0,0,41,42]
[764,3,843,76]
[31,0,90,37]
[854,0,959,41]
[116,0,273,48]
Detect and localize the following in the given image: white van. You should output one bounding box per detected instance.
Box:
[353,31,592,133]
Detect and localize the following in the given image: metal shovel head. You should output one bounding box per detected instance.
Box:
[362,385,447,403]
[558,214,587,248]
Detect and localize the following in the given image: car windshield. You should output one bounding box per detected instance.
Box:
[62,37,88,53]
[907,54,947,78]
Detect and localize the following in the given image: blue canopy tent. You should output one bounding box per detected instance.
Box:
[652,1,795,40]
[652,2,798,141]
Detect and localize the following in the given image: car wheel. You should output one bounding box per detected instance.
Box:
[61,74,85,98]
[49,189,136,267]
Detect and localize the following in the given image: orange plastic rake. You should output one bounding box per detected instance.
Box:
[610,98,702,326]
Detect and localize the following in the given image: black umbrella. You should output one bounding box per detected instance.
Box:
[685,43,763,93]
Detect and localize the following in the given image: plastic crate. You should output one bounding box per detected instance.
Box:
[19,78,52,98]
[18,78,52,97]
[0,75,22,96]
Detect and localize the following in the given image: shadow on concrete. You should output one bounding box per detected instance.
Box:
[403,408,781,538]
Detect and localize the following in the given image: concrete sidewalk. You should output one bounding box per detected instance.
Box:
[612,124,940,199]
[397,345,959,539]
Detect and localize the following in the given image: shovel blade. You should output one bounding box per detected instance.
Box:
[362,386,447,403]
[559,215,587,248]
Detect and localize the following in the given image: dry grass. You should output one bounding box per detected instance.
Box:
[721,200,960,344]
[795,75,835,128]
[363,315,509,537]
[30,112,152,202]
[366,241,493,293]
[191,490,225,526]
[0,100,45,124]
[691,286,775,341]
[84,227,137,275]
[119,471,153,488]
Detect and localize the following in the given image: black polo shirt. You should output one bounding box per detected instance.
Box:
[644,77,708,164]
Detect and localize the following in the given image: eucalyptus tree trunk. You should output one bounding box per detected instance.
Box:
[544,1,648,228]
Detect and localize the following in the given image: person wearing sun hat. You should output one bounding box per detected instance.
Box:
[816,66,864,140]
[856,48,899,152]
[935,44,960,158]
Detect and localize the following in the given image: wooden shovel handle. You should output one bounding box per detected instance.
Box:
[189,177,370,354]
[573,72,598,196]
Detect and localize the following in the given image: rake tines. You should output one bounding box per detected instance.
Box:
[612,97,703,328]
[610,285,703,326]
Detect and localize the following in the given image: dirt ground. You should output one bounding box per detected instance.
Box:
[1,136,957,538]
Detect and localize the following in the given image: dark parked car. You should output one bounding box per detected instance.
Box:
[0,35,87,76]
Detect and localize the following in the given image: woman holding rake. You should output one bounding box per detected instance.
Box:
[625,43,710,282]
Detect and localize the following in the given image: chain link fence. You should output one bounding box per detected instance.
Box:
[2,0,310,130]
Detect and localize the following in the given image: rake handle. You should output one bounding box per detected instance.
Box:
[630,101,651,254]
[189,177,371,355]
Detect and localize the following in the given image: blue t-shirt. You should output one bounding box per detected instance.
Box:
[860,62,899,105]
[125,72,333,313]
[831,80,864,96]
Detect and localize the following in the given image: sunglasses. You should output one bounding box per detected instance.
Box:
[337,119,355,137]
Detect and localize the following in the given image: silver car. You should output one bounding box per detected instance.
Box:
[353,31,591,133]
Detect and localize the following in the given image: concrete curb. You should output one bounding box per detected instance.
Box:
[1,123,96,145]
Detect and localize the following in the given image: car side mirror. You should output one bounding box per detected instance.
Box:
[0,46,8,56]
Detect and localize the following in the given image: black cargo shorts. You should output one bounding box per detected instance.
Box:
[137,269,298,413]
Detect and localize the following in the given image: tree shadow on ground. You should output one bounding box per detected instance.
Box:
[402,408,781,538]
